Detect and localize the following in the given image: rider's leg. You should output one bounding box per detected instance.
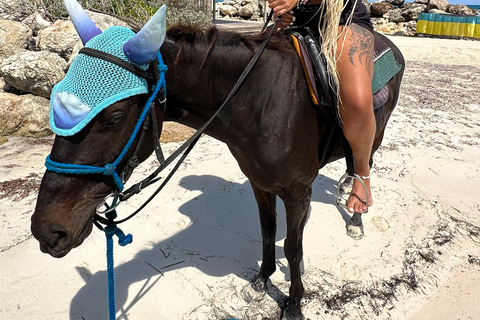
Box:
[336,24,375,213]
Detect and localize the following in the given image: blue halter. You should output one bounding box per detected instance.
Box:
[45,51,167,192]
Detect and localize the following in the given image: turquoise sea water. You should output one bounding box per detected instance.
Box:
[467,5,480,9]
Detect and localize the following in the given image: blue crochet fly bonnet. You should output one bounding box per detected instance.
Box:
[50,27,150,136]
[45,0,167,191]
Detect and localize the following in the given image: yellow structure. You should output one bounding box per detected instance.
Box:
[416,12,480,39]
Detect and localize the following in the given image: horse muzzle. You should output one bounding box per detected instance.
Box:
[31,213,93,258]
[31,171,109,257]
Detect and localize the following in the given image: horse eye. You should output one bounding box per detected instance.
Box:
[106,114,124,126]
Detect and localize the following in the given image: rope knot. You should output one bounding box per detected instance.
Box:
[103,163,116,176]
[116,229,133,246]
[158,64,168,73]
[105,224,133,246]
[104,225,117,237]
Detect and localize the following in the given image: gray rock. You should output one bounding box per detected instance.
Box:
[0,0,35,22]
[0,20,32,64]
[37,20,81,61]
[385,8,406,23]
[0,51,67,98]
[238,2,259,19]
[400,2,417,9]
[219,5,238,17]
[403,21,418,36]
[85,9,130,30]
[22,12,52,36]
[370,2,395,17]
[429,9,447,14]
[385,0,405,7]
[402,3,427,22]
[415,0,449,12]
[0,91,51,137]
[447,4,475,15]
[37,11,128,62]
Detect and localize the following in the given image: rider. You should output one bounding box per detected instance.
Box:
[266,0,375,214]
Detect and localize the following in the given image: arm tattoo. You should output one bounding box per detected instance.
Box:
[347,24,374,72]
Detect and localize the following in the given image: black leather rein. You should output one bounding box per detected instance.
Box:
[93,18,281,228]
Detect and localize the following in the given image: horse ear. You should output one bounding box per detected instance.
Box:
[64,0,102,45]
[123,5,166,65]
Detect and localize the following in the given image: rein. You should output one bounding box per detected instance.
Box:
[92,18,281,228]
[45,18,279,320]
[45,18,281,229]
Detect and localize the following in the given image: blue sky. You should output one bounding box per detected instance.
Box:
[405,0,479,4]
[444,0,479,4]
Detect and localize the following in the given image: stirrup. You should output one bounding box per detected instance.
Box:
[336,172,369,214]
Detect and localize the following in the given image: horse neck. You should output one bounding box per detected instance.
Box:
[160,37,257,143]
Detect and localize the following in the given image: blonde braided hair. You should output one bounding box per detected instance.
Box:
[316,0,358,119]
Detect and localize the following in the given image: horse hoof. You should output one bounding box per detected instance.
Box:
[281,304,305,320]
[241,276,267,303]
[346,222,364,240]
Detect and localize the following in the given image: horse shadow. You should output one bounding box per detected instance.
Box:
[69,173,348,319]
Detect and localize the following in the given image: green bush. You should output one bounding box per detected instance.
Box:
[29,0,211,30]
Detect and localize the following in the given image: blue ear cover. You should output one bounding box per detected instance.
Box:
[123,5,166,64]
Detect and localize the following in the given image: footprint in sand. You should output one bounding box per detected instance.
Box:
[371,216,390,232]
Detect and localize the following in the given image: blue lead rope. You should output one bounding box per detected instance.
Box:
[105,206,133,320]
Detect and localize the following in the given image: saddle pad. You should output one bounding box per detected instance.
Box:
[372,48,401,94]
[372,84,389,109]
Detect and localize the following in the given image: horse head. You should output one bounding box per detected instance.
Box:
[31,0,167,258]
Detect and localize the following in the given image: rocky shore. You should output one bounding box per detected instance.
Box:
[217,0,479,36]
[0,0,479,141]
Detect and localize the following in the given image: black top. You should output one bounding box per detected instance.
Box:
[290,0,374,35]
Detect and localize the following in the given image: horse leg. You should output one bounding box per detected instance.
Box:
[242,182,277,301]
[281,194,310,320]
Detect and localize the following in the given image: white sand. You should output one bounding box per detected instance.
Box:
[1,35,479,320]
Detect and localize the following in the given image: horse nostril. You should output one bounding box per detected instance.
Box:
[46,225,71,249]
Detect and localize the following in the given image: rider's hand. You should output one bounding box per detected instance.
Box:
[265,0,298,16]
[276,11,295,30]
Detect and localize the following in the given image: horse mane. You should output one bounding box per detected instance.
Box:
[166,23,295,68]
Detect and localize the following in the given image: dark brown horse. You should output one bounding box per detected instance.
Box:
[31,3,404,319]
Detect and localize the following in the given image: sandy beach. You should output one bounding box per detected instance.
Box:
[1,34,479,320]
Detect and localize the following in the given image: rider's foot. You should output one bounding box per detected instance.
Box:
[347,175,373,213]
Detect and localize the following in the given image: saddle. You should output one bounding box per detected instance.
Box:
[287,27,402,116]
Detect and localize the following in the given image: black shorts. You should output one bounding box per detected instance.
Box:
[290,0,374,36]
